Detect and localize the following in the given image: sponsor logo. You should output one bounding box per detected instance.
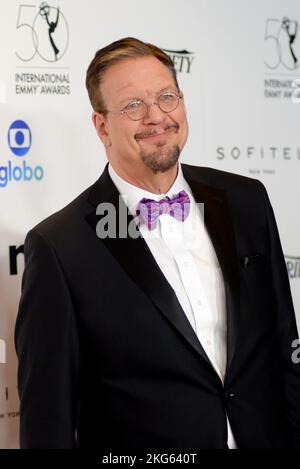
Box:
[0,120,44,188]
[15,72,70,95]
[15,2,71,95]
[0,385,20,420]
[285,255,300,279]
[215,145,300,175]
[163,49,195,74]
[9,245,25,276]
[16,2,69,63]
[264,17,300,101]
[7,120,32,156]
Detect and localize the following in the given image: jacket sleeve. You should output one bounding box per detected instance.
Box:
[261,183,300,448]
[15,228,81,448]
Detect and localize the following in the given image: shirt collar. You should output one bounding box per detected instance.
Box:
[108,162,192,216]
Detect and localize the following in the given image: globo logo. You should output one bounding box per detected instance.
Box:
[7,120,32,156]
[0,120,44,188]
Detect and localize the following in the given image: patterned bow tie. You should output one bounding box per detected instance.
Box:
[136,190,191,230]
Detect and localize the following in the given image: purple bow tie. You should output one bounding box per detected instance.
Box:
[136,190,191,230]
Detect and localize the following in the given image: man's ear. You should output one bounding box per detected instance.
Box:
[92,112,111,147]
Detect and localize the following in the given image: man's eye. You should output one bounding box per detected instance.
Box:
[125,101,143,111]
[160,92,176,102]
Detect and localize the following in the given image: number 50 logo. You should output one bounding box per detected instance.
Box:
[16,2,69,62]
[264,17,300,70]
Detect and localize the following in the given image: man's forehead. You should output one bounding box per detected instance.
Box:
[102,57,175,96]
[115,81,176,97]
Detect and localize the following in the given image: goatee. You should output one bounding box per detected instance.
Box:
[140,144,180,174]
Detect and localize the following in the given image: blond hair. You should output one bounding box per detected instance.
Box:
[86,37,178,112]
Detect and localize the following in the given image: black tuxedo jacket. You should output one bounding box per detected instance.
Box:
[15,163,300,449]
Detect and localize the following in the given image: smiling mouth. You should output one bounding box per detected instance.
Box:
[135,125,178,142]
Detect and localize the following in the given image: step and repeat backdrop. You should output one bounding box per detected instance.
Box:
[0,0,299,448]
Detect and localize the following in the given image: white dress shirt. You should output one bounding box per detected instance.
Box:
[108,162,237,449]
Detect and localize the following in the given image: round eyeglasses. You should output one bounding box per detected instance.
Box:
[102,91,182,121]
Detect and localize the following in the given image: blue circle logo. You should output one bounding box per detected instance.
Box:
[8,120,32,156]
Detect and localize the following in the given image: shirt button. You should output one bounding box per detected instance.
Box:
[197,299,202,306]
[183,261,189,267]
[206,339,212,346]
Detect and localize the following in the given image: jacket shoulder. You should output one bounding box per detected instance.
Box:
[28,179,98,244]
[182,163,265,194]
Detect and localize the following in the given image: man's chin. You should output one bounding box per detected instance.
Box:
[140,144,181,174]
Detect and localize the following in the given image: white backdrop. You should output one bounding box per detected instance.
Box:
[0,0,299,448]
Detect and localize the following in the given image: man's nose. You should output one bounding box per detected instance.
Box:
[142,102,165,124]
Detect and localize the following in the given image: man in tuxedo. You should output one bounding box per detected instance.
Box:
[15,37,300,449]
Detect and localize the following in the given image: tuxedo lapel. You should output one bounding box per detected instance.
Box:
[85,163,216,372]
[182,165,240,374]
